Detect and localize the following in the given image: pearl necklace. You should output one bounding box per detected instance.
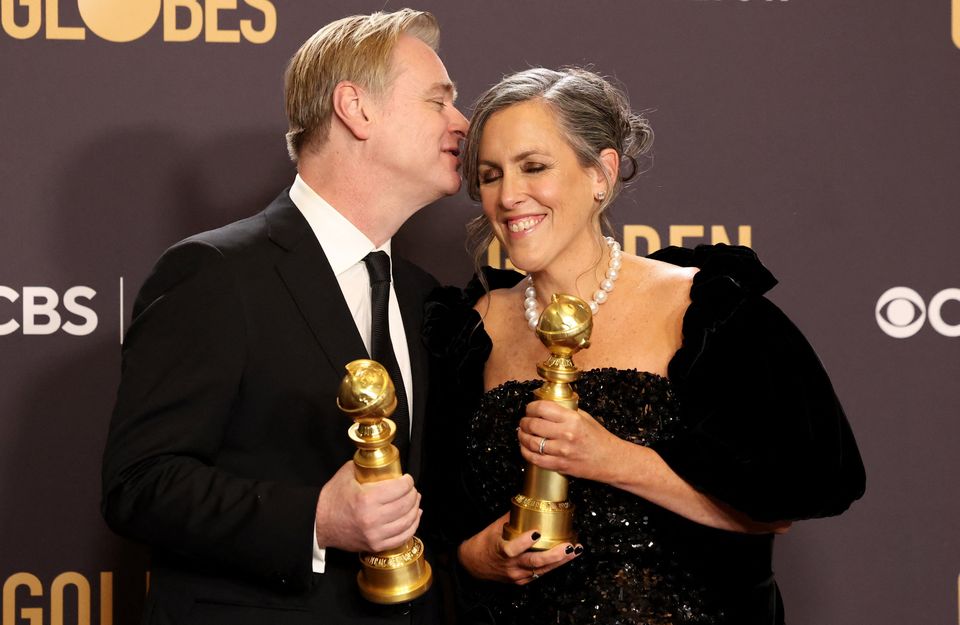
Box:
[523,237,622,330]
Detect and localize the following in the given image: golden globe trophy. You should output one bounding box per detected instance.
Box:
[336,359,432,604]
[502,293,592,550]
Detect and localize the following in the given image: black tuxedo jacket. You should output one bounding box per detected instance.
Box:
[102,190,439,624]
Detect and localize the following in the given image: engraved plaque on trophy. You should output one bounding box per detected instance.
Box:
[502,293,592,550]
[336,359,432,604]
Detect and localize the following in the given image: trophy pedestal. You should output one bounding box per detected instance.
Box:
[358,538,433,604]
[503,494,576,551]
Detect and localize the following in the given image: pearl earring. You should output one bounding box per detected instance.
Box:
[594,190,606,201]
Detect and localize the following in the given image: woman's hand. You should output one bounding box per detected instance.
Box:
[457,511,582,584]
[518,400,626,483]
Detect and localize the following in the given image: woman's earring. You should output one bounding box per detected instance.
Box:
[594,190,606,201]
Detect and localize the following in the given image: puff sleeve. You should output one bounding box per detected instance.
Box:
[649,245,866,522]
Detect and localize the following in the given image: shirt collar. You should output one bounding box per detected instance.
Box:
[289,174,391,276]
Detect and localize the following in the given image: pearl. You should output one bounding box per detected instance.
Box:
[523,237,621,331]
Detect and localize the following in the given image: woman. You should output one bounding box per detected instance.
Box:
[424,68,864,624]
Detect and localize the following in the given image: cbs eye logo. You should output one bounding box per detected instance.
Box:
[875,286,960,338]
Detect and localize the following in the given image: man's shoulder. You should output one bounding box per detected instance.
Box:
[170,189,296,258]
[392,255,439,292]
[139,190,296,296]
[179,212,268,256]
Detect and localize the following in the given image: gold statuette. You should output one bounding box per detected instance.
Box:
[337,359,432,604]
[503,293,592,550]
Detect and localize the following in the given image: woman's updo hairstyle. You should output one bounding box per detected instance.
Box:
[464,67,653,267]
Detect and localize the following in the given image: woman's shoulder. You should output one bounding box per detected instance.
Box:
[465,266,527,308]
[648,243,777,299]
[628,253,699,295]
[654,245,791,381]
[477,276,532,349]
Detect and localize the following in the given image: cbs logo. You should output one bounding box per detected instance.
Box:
[0,286,97,336]
[875,286,960,338]
[1,0,276,43]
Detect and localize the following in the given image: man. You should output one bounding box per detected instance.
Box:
[101,9,468,624]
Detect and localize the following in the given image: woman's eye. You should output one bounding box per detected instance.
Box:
[523,163,546,173]
[478,171,502,185]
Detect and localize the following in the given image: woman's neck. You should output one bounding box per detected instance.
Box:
[528,235,610,306]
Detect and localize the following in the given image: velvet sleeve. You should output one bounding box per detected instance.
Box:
[649,245,866,523]
[419,267,525,547]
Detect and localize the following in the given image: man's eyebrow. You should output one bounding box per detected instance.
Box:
[427,81,458,102]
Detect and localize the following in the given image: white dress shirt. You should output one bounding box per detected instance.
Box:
[289,174,414,574]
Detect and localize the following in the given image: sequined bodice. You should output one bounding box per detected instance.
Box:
[463,368,725,625]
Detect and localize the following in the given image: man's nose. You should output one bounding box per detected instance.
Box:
[449,105,468,137]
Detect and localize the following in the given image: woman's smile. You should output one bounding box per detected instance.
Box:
[505,214,547,235]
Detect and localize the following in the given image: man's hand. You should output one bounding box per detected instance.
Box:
[314,461,422,553]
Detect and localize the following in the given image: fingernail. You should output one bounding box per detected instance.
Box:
[564,545,574,555]
[531,532,541,541]
[574,545,584,555]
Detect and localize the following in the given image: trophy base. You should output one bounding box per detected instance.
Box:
[502,494,576,551]
[357,537,433,605]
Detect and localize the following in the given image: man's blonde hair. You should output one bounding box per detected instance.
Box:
[284,9,440,161]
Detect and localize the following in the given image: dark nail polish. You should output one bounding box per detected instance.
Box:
[574,545,584,555]
[564,545,574,555]
[531,532,541,541]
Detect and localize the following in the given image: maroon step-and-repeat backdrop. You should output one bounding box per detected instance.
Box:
[2,1,958,623]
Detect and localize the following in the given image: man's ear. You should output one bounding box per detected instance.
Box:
[332,81,373,141]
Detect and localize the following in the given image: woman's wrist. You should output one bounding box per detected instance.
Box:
[604,439,653,491]
[457,536,481,578]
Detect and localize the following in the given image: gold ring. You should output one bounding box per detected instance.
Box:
[538,437,547,455]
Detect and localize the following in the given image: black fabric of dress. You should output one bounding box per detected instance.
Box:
[420,244,865,625]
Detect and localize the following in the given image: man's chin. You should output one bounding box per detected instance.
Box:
[443,173,464,196]
[421,173,463,202]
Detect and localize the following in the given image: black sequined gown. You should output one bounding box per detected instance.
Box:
[421,245,866,625]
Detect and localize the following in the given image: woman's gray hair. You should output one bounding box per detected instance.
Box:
[464,67,653,270]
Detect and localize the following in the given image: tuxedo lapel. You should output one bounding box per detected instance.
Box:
[393,261,429,481]
[266,191,428,478]
[266,194,368,378]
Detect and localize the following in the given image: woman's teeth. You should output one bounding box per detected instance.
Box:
[508,217,541,233]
